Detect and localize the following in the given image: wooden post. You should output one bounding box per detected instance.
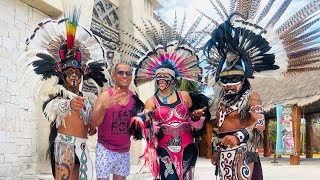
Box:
[206,121,213,159]
[290,105,301,165]
[305,114,313,158]
[199,121,214,158]
[199,133,207,157]
[263,119,270,157]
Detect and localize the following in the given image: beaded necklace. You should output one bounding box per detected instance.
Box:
[157,90,174,104]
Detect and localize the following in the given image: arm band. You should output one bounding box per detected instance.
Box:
[137,113,147,122]
[233,128,250,143]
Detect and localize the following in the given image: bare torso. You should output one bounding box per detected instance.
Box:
[217,104,255,132]
[58,111,88,138]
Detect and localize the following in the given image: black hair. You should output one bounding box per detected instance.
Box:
[114,62,131,73]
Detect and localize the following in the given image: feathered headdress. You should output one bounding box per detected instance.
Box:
[20,0,110,100]
[120,14,204,86]
[202,0,320,82]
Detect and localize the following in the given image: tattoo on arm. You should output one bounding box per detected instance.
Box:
[248,93,265,133]
[246,114,265,135]
[253,114,265,132]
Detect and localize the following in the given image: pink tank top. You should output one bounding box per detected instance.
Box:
[98,88,135,152]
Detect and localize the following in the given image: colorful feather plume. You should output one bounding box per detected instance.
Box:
[64,0,82,50]
[19,0,111,102]
[120,15,204,87]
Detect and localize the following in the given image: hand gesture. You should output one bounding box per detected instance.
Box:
[191,106,207,117]
[71,96,86,111]
[102,88,125,109]
[88,128,97,136]
[220,135,239,148]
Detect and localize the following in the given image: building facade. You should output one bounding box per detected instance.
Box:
[0,0,163,179]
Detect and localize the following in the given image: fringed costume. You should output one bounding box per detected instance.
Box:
[19,1,110,179]
[121,15,209,180]
[152,91,206,180]
[201,0,320,179]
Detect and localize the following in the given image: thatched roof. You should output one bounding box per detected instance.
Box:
[250,71,320,117]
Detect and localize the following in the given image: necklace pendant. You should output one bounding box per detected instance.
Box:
[162,96,168,104]
[157,90,174,104]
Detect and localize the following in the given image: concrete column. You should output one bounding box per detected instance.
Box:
[118,0,143,165]
[290,105,301,165]
[305,114,313,158]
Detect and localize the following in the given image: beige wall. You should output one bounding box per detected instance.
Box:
[0,0,49,179]
[21,0,94,28]
[0,0,96,179]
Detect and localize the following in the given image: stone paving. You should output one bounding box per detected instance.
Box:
[129,156,320,180]
[30,156,320,179]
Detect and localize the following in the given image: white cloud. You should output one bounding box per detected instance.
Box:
[156,0,317,30]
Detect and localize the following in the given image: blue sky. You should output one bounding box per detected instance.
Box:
[156,0,317,34]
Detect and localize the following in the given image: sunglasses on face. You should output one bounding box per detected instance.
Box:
[116,71,132,77]
[220,76,243,84]
[63,71,82,79]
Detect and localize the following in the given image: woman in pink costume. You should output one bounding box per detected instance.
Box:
[123,17,210,179]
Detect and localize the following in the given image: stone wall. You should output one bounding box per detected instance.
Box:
[0,0,49,179]
[0,0,95,179]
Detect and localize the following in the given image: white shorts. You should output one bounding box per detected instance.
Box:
[95,142,130,178]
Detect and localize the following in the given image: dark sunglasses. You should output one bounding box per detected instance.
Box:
[116,71,132,76]
[63,71,82,79]
[220,76,243,84]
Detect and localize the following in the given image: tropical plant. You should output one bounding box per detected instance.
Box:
[268,120,277,152]
[176,79,205,92]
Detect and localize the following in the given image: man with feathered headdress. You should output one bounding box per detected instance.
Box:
[203,0,320,179]
[19,1,110,179]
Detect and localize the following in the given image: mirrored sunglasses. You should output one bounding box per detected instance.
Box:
[116,71,132,76]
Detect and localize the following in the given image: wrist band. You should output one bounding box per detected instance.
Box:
[233,129,249,143]
[138,113,147,122]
